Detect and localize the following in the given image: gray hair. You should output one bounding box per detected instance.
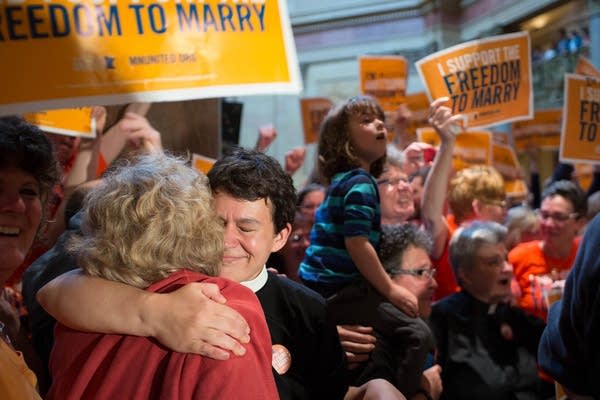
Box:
[379,223,433,277]
[449,221,507,285]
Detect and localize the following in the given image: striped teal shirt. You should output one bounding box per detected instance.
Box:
[299,169,381,286]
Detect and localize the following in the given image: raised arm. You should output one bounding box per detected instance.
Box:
[421,97,462,259]
[38,270,251,359]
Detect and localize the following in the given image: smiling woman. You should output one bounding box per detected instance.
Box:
[0,116,59,400]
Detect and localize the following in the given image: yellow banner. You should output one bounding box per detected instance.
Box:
[492,142,528,198]
[300,97,333,145]
[560,74,600,164]
[512,109,562,152]
[575,56,600,78]
[192,153,216,175]
[416,32,532,128]
[417,127,492,172]
[23,107,95,138]
[0,0,301,115]
[359,55,407,113]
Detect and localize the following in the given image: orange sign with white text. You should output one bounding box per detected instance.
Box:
[512,109,562,151]
[416,32,532,128]
[300,97,334,144]
[23,108,95,138]
[359,56,407,113]
[417,128,492,172]
[560,74,600,164]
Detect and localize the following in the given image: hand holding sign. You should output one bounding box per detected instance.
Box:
[428,97,464,141]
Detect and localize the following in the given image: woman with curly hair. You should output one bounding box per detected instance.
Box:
[47,153,278,400]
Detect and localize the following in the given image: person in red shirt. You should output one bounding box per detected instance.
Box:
[509,180,587,321]
[47,153,278,400]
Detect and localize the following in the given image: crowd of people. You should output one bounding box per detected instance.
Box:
[2,89,600,400]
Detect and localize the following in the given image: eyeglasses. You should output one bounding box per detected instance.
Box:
[535,209,578,222]
[393,268,436,279]
[377,176,410,187]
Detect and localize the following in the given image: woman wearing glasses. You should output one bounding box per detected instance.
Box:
[328,223,441,400]
[430,221,553,400]
[508,180,587,321]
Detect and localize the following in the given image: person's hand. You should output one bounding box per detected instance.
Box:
[284,146,306,175]
[336,325,376,369]
[428,97,463,143]
[402,141,435,175]
[388,284,419,318]
[256,124,277,152]
[420,365,443,400]
[145,282,251,360]
[120,112,163,153]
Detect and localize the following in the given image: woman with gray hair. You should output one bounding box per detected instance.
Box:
[47,153,278,400]
[429,221,553,400]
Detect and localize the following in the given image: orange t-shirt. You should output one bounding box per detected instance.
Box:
[509,238,581,321]
[432,215,460,300]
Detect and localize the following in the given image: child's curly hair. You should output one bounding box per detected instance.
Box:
[317,95,387,183]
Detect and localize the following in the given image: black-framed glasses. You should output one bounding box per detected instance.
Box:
[394,268,436,279]
[535,209,578,222]
[377,177,410,187]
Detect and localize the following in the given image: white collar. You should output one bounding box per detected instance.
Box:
[240,266,268,293]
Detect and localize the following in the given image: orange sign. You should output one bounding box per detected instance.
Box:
[359,56,407,113]
[0,0,300,115]
[492,142,528,198]
[417,128,492,172]
[416,32,532,128]
[191,153,215,175]
[512,109,562,151]
[575,56,600,78]
[560,74,600,164]
[300,97,334,144]
[23,107,95,138]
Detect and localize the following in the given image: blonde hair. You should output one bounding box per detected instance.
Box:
[70,154,224,288]
[448,165,505,223]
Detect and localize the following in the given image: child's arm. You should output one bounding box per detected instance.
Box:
[345,236,418,317]
[37,269,251,359]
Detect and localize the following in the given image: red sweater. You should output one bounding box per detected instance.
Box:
[48,270,279,400]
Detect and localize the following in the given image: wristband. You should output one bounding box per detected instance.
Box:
[415,388,433,400]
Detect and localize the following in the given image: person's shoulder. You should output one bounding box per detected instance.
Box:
[266,273,326,306]
[508,240,541,261]
[431,291,465,316]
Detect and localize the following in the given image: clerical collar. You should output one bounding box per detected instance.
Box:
[241,266,268,293]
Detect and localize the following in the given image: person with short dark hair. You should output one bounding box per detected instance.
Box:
[39,148,406,400]
[509,180,587,320]
[0,116,60,400]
